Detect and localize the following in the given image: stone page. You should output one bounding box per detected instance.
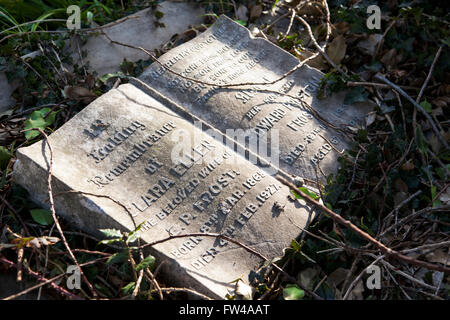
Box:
[136,15,372,181]
[13,84,315,299]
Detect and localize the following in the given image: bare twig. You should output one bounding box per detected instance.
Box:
[139,232,323,300]
[417,46,443,103]
[35,128,98,298]
[375,74,449,151]
[276,175,450,273]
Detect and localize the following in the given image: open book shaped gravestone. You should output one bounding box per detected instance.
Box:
[13,16,371,299]
[14,84,315,298]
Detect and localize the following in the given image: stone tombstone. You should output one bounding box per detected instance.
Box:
[14,84,315,299]
[136,15,372,181]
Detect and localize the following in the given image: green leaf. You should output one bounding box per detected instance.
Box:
[420,100,432,113]
[30,209,53,226]
[291,239,301,251]
[136,255,155,271]
[126,230,140,244]
[24,108,57,140]
[298,187,320,200]
[99,71,126,84]
[122,282,136,294]
[100,228,123,238]
[431,185,441,208]
[106,250,128,265]
[154,10,164,19]
[283,284,305,300]
[360,217,375,237]
[234,19,247,26]
[0,146,11,170]
[415,125,428,155]
[344,86,369,105]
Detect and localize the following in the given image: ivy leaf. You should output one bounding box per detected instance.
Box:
[291,239,301,251]
[122,282,136,294]
[100,228,123,238]
[99,71,126,84]
[415,125,428,155]
[0,146,12,170]
[344,87,369,105]
[30,209,53,226]
[126,230,140,244]
[24,108,57,140]
[136,255,155,271]
[420,100,432,113]
[283,284,305,300]
[106,250,128,265]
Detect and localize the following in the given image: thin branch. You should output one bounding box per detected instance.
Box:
[375,74,449,151]
[35,128,98,298]
[276,175,450,273]
[417,46,443,103]
[138,232,323,300]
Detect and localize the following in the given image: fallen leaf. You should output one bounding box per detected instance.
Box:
[440,189,450,204]
[63,86,97,104]
[380,48,398,68]
[365,112,377,126]
[357,34,383,57]
[297,267,320,290]
[347,280,364,300]
[295,49,327,70]
[400,160,415,171]
[327,268,349,288]
[235,279,254,300]
[249,5,262,21]
[326,35,347,65]
[394,178,408,192]
[425,249,450,266]
[11,236,59,249]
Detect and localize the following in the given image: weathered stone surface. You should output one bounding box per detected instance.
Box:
[13,83,314,298]
[136,15,373,181]
[0,72,17,114]
[71,2,205,76]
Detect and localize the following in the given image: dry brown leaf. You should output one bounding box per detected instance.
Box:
[334,22,350,35]
[380,48,397,67]
[394,178,408,192]
[432,96,449,108]
[326,35,347,66]
[249,5,262,21]
[297,267,320,291]
[347,280,364,300]
[366,112,377,126]
[425,249,450,266]
[400,160,415,171]
[64,86,97,104]
[440,188,450,204]
[327,268,350,288]
[295,49,327,70]
[357,34,383,57]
